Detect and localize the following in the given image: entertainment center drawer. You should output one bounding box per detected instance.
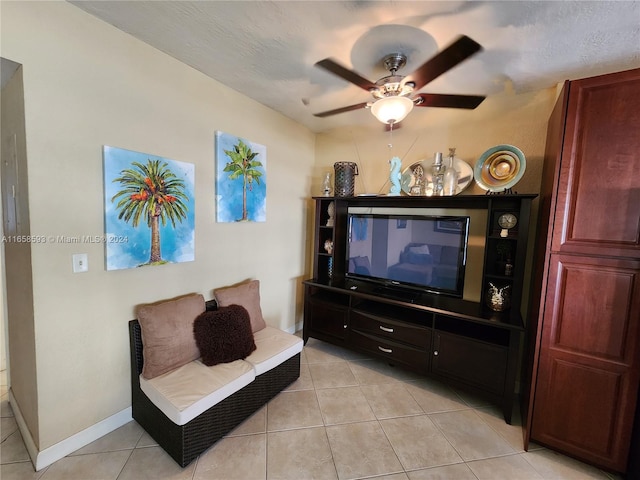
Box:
[350,330,429,372]
[351,310,431,348]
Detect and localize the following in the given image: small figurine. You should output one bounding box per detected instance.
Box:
[388,156,402,196]
[324,238,333,255]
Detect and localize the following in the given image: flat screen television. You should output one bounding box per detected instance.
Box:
[346,213,470,298]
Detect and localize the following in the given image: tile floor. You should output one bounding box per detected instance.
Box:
[0,338,624,480]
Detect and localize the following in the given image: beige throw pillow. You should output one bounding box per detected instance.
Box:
[214,280,267,333]
[137,293,205,379]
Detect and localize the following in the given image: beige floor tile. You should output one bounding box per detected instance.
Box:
[451,386,495,408]
[326,421,403,479]
[347,360,402,385]
[360,383,423,419]
[308,362,358,389]
[373,474,410,480]
[521,448,613,479]
[193,433,266,480]
[37,450,131,480]
[1,430,31,463]
[267,390,323,431]
[267,427,337,479]
[229,405,266,436]
[380,415,463,470]
[475,405,526,452]
[135,430,158,448]
[316,386,376,425]
[467,453,544,479]
[117,446,195,479]
[1,461,45,480]
[1,416,18,442]
[283,362,313,391]
[70,421,144,455]
[404,378,468,414]
[304,339,348,364]
[1,395,13,417]
[430,409,515,461]
[336,347,372,361]
[407,463,478,479]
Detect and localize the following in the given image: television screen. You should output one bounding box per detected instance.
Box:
[346,213,470,297]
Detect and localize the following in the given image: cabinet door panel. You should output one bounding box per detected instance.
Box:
[306,299,348,340]
[432,332,507,395]
[549,258,637,361]
[533,357,624,460]
[532,253,640,471]
[552,70,640,257]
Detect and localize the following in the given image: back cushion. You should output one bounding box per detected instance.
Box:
[214,280,267,333]
[137,293,205,379]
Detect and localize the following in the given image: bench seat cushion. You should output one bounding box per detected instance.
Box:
[245,326,304,375]
[140,359,255,426]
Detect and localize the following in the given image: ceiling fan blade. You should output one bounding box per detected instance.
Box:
[315,58,377,91]
[407,35,482,91]
[414,93,485,109]
[313,102,369,117]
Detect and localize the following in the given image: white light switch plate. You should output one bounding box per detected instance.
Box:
[72,253,88,273]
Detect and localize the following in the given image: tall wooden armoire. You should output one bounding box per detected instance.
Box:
[524,68,640,474]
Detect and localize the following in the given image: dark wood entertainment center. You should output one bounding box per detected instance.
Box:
[303,193,535,423]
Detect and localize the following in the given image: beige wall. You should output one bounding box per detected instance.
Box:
[1,65,38,443]
[1,1,315,450]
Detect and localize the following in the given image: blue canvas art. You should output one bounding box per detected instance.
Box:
[103,146,195,270]
[215,131,266,222]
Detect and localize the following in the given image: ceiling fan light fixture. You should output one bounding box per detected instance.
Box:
[370,95,414,124]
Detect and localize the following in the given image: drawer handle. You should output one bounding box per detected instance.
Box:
[343,324,348,329]
[433,350,439,356]
[378,346,393,354]
[379,325,394,333]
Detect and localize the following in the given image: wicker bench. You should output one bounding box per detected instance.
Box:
[128,300,301,467]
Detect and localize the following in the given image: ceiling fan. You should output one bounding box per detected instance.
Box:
[312,35,486,125]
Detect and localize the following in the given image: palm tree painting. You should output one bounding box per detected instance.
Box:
[215,131,266,222]
[103,146,195,270]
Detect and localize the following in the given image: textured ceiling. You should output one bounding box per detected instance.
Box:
[70,1,640,133]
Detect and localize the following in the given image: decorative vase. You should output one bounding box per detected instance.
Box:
[334,162,358,197]
[443,147,459,196]
[322,172,332,196]
[486,283,511,312]
[431,152,446,196]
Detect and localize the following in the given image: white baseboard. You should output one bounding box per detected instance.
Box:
[9,390,132,471]
[285,320,303,335]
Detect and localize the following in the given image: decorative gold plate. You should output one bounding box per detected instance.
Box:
[474,145,526,192]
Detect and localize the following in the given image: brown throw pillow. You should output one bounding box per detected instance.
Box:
[193,305,257,366]
[137,293,205,379]
[214,279,267,333]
